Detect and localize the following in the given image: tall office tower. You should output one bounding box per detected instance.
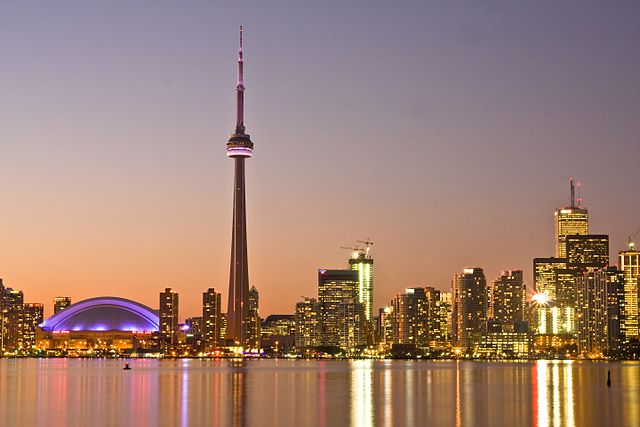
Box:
[391,287,429,347]
[202,288,222,351]
[318,269,360,348]
[245,286,261,350]
[555,179,588,258]
[159,288,179,350]
[451,268,488,348]
[294,297,321,349]
[53,297,71,314]
[490,270,526,330]
[533,258,567,300]
[576,267,625,354]
[619,243,640,339]
[424,287,449,348]
[566,234,609,271]
[226,27,255,346]
[20,303,44,351]
[347,244,374,322]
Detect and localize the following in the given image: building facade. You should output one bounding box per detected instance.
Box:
[452,268,488,349]
[159,288,179,350]
[202,288,222,351]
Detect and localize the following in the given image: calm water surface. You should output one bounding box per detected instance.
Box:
[0,359,638,426]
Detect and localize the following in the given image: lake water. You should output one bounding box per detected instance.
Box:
[0,359,638,426]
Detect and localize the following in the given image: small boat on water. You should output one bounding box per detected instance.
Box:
[123,363,132,370]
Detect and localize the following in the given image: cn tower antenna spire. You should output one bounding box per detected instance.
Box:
[236,25,245,134]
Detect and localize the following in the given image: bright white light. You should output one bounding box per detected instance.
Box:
[532,292,550,306]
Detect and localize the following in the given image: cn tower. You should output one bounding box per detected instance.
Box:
[226,26,254,346]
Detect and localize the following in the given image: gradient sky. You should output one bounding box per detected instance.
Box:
[1,1,639,319]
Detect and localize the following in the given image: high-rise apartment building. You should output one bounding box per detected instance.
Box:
[53,297,71,314]
[318,269,360,348]
[1,284,24,351]
[391,287,429,347]
[159,288,179,350]
[452,268,488,348]
[555,179,588,258]
[619,244,640,339]
[295,297,321,349]
[348,246,374,322]
[246,286,261,350]
[20,303,44,350]
[490,270,526,330]
[202,288,222,351]
[576,267,625,355]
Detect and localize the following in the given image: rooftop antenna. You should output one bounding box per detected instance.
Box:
[569,178,575,208]
[576,181,582,208]
[235,25,245,134]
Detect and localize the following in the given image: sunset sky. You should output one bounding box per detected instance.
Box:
[1,1,639,319]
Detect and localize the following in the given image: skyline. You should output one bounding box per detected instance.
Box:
[2,2,640,318]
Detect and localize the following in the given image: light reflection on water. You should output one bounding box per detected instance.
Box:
[0,359,638,427]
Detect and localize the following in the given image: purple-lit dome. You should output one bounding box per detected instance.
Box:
[40,297,159,332]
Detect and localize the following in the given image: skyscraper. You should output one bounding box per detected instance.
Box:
[226,27,255,347]
[619,243,640,339]
[348,244,374,322]
[555,179,588,258]
[159,288,179,350]
[202,288,222,351]
[566,234,609,271]
[54,297,71,314]
[533,258,567,300]
[317,269,361,348]
[452,268,488,349]
[391,287,429,347]
[490,270,526,330]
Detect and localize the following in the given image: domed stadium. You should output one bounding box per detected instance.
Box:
[40,296,159,332]
[37,297,161,355]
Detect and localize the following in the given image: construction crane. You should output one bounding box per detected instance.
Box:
[356,238,374,257]
[340,238,374,259]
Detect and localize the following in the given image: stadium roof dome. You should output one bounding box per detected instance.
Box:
[40,296,159,332]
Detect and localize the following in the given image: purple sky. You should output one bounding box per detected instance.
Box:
[1,1,639,318]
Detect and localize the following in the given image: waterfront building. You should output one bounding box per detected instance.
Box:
[202,288,222,351]
[1,283,24,352]
[376,306,394,346]
[318,269,360,348]
[185,316,204,352]
[226,27,255,347]
[37,297,160,354]
[391,287,429,347]
[618,244,640,339]
[338,298,366,350]
[452,268,488,349]
[555,179,588,258]
[576,267,625,355]
[294,297,321,349]
[477,332,532,358]
[260,315,295,354]
[159,288,179,350]
[20,303,44,351]
[54,297,71,314]
[490,270,526,331]
[246,286,261,350]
